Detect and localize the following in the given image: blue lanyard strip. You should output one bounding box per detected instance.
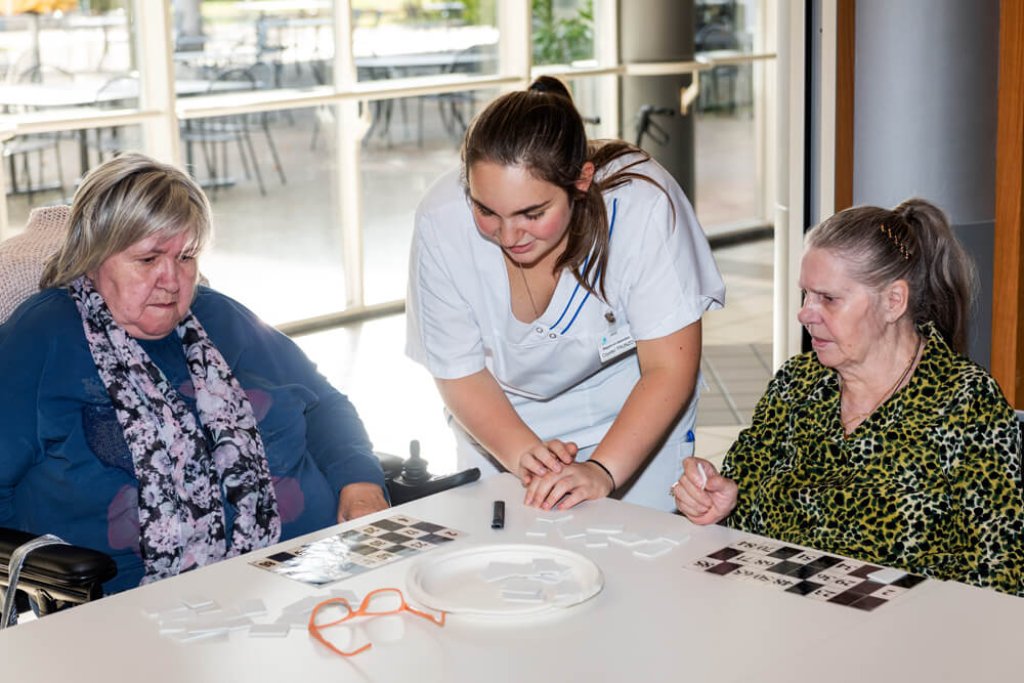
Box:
[549,198,618,335]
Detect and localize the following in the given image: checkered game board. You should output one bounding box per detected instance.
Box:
[250,514,465,586]
[688,538,926,611]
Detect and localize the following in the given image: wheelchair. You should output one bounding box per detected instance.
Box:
[0,206,478,626]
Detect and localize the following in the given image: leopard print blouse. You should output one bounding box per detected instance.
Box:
[721,322,1024,596]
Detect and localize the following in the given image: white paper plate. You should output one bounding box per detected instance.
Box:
[406,543,604,617]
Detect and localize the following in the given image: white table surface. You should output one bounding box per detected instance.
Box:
[2,473,1021,682]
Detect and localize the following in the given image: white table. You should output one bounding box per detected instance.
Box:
[2,473,1021,682]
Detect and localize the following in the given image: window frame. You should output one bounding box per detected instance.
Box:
[0,0,777,336]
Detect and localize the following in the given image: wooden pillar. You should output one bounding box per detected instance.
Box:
[991,0,1024,405]
[834,0,855,213]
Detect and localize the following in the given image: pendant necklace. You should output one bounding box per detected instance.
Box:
[510,253,541,320]
[840,334,923,436]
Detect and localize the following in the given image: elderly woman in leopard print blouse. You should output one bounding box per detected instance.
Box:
[674,198,1024,596]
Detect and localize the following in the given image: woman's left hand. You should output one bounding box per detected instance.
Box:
[523,461,614,510]
[337,482,390,522]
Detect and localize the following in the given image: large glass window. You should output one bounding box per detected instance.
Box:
[352,1,499,84]
[3,0,776,327]
[532,0,594,67]
[693,59,767,232]
[184,104,350,325]
[693,0,767,232]
[172,0,332,90]
[691,0,775,435]
[361,85,499,305]
[1,1,136,218]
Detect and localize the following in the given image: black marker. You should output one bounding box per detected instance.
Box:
[491,500,505,529]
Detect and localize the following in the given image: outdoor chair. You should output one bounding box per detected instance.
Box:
[180,66,286,197]
[2,65,72,204]
[695,22,741,113]
[88,74,142,165]
[416,44,488,147]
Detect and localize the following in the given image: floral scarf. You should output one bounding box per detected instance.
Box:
[70,276,280,584]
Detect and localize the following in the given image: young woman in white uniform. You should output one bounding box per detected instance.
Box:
[406,77,725,511]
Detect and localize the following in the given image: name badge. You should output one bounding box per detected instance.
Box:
[598,327,637,363]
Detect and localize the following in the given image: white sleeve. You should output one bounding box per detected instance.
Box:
[621,182,726,340]
[405,207,488,380]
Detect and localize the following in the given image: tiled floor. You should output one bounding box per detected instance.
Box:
[700,342,773,426]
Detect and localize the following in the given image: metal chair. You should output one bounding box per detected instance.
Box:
[88,74,142,165]
[695,22,741,113]
[416,44,488,147]
[180,65,286,197]
[3,65,71,204]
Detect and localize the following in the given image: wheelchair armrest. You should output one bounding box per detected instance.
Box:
[0,527,117,611]
[376,442,481,507]
[376,450,406,481]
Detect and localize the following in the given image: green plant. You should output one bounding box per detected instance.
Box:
[532,0,594,66]
[84,0,121,14]
[459,0,491,25]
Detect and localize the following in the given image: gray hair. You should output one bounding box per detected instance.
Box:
[806,197,976,353]
[40,153,211,288]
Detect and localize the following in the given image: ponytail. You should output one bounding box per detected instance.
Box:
[807,198,975,352]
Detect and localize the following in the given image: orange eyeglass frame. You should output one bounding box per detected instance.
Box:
[307,587,446,657]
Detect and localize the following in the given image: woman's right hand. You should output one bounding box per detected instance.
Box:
[517,439,578,485]
[672,457,738,525]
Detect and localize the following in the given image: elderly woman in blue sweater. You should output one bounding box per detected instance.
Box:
[0,153,387,594]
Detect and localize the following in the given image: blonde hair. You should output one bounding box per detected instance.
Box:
[40,153,211,288]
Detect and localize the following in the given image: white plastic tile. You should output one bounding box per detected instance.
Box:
[248,623,292,638]
[866,567,908,584]
[632,540,674,560]
[525,523,549,538]
[608,532,646,547]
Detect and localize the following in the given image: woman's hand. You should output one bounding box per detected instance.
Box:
[517,439,578,485]
[337,482,390,523]
[672,457,737,525]
[523,460,613,510]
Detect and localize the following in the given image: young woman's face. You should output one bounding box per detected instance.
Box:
[467,162,579,268]
[88,230,198,340]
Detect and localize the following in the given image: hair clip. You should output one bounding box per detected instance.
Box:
[879,223,911,261]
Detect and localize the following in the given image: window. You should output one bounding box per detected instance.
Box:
[2,0,776,332]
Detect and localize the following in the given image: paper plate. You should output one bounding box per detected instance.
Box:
[406,543,603,617]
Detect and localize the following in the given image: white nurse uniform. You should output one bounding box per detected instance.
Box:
[406,154,725,510]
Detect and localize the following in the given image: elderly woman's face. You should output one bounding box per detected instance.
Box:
[88,231,198,339]
[797,247,889,374]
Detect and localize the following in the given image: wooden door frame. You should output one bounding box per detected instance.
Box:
[834,0,855,213]
[992,0,1024,405]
